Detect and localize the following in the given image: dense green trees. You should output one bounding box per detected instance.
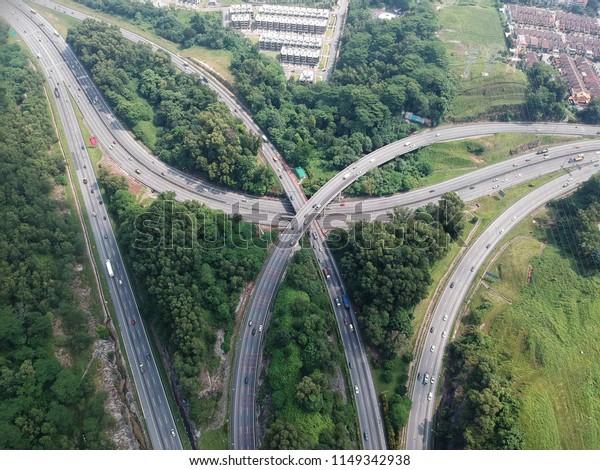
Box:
[328,194,464,359]
[436,330,523,450]
[549,173,600,273]
[0,24,112,448]
[230,0,453,195]
[262,249,357,450]
[523,62,566,121]
[74,0,248,53]
[109,191,267,422]
[578,98,600,124]
[71,1,453,196]
[67,20,272,194]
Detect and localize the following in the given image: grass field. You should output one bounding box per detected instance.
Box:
[415,133,579,187]
[438,0,527,121]
[466,219,600,449]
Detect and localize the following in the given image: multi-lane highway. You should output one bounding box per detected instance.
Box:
[406,160,600,450]
[1,1,181,450]
[26,0,292,223]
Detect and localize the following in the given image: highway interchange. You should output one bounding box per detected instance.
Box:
[7,0,600,451]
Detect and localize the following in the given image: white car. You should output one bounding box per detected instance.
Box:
[355,385,359,394]
[499,228,504,234]
[404,141,411,147]
[171,429,176,437]
[431,376,435,384]
[430,345,436,353]
[443,314,448,321]
[427,392,433,401]
[435,133,440,137]
[442,331,447,338]
[259,324,263,332]
[512,216,517,220]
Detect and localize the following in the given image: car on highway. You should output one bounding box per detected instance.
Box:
[171,429,176,437]
[349,362,352,369]
[119,279,123,285]
[427,392,433,401]
[354,385,359,394]
[252,328,256,335]
[130,319,135,326]
[423,373,429,385]
[470,266,475,272]
[430,376,435,384]
[492,184,499,189]
[429,189,435,193]
[493,178,498,182]
[417,372,421,381]
[442,331,447,338]
[512,163,518,167]
[563,183,569,188]
[499,228,504,234]
[430,345,436,353]
[449,282,455,288]
[135,168,141,174]
[516,173,522,178]
[103,234,108,239]
[146,353,150,360]
[248,320,253,326]
[335,298,341,307]
[259,324,263,332]
[364,432,369,441]
[435,133,440,137]
[443,314,448,321]
[404,141,411,147]
[344,317,348,325]
[430,326,435,333]
[486,243,491,249]
[244,376,249,384]
[469,186,475,189]
[544,155,550,159]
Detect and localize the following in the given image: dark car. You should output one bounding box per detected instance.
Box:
[244,376,249,384]
[130,319,135,326]
[252,328,256,335]
[430,326,435,333]
[450,282,455,288]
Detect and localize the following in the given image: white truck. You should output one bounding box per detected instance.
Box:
[106,259,114,278]
[53,29,59,37]
[343,172,351,180]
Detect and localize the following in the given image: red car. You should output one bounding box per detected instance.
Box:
[130,319,135,326]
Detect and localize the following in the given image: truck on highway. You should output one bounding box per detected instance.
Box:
[322,267,331,279]
[261,135,268,143]
[342,293,351,310]
[343,172,351,180]
[106,259,114,278]
[536,148,549,154]
[574,154,585,162]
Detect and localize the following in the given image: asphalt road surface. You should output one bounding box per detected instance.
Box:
[406,161,600,450]
[2,1,181,450]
